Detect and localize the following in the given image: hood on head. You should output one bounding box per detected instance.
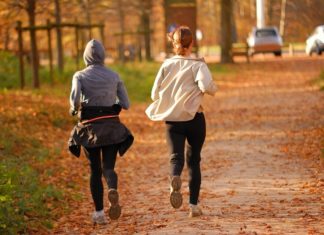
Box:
[83,39,105,66]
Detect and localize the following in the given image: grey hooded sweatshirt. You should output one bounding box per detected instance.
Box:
[68,40,133,157]
[70,39,129,111]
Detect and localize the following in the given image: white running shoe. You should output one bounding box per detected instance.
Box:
[92,210,107,225]
[189,204,203,218]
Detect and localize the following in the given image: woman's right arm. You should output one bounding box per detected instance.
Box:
[69,73,81,114]
[195,63,217,96]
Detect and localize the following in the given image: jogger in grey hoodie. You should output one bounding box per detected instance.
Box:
[69,39,133,225]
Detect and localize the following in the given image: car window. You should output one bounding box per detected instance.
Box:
[255,29,277,37]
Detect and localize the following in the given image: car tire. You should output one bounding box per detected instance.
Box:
[274,51,282,57]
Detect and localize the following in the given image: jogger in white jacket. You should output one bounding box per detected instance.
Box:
[146,26,217,217]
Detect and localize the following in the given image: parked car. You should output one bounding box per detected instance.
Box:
[247,26,283,56]
[305,25,324,56]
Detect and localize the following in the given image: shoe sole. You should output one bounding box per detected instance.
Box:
[170,176,182,209]
[93,219,107,225]
[189,211,203,218]
[108,189,121,220]
[92,214,107,225]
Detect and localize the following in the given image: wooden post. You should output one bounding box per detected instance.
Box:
[46,19,54,85]
[75,22,79,70]
[16,21,25,89]
[55,0,64,73]
[137,31,142,62]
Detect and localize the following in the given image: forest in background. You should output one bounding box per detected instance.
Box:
[1,0,323,59]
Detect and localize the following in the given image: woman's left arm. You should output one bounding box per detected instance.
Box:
[117,80,130,110]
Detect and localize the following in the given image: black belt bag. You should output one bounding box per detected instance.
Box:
[80,104,121,121]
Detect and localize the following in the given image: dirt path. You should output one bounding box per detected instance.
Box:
[52,56,324,235]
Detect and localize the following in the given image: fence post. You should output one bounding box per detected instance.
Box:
[16,21,25,89]
[47,19,54,85]
[75,21,79,70]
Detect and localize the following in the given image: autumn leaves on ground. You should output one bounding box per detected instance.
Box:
[1,56,323,234]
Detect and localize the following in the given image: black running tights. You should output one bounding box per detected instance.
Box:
[83,144,119,211]
[165,112,206,205]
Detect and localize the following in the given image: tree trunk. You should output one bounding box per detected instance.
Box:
[220,0,233,63]
[142,11,151,61]
[118,0,125,63]
[279,0,287,37]
[85,0,92,39]
[54,0,64,72]
[4,27,10,51]
[267,0,275,26]
[231,0,237,43]
[27,0,40,88]
[16,21,25,89]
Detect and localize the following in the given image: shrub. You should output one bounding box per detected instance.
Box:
[0,51,20,89]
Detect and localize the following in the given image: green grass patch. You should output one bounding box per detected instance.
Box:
[0,128,64,234]
[110,62,161,102]
[0,53,231,103]
[0,51,21,89]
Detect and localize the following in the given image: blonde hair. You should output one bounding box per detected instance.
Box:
[168,26,193,56]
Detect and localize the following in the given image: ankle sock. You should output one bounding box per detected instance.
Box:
[95,209,104,216]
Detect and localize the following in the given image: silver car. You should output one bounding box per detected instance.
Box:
[247,26,283,56]
[305,25,324,56]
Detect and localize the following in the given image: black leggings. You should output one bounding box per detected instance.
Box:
[165,112,206,205]
[83,144,119,211]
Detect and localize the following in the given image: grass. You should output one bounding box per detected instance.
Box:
[0,128,64,234]
[110,62,160,102]
[0,52,229,103]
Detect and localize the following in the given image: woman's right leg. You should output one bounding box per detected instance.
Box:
[83,147,104,212]
[102,144,121,220]
[101,144,119,189]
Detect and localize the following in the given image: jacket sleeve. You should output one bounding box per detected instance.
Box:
[195,63,217,96]
[69,73,82,111]
[117,79,130,110]
[151,66,164,101]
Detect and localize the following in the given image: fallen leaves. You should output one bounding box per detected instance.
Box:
[1,56,324,234]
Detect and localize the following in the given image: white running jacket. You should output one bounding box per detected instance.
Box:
[146,56,217,121]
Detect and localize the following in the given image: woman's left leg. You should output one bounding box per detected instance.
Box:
[186,113,206,206]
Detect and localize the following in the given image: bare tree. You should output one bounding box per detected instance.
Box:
[138,0,152,60]
[78,0,94,39]
[25,0,39,88]
[54,0,64,72]
[117,0,126,62]
[220,0,234,63]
